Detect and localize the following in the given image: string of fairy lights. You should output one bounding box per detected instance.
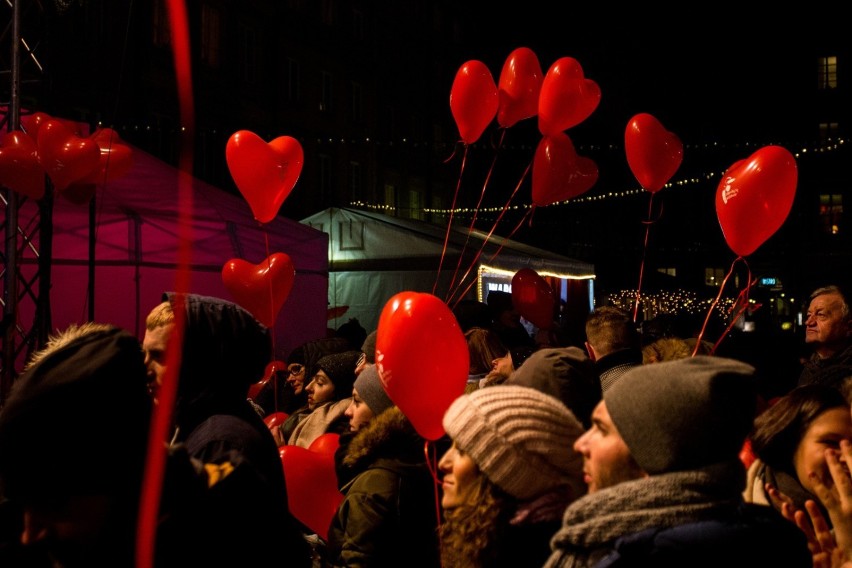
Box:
[605,289,744,325]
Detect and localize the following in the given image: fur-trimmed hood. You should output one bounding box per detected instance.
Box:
[342,406,426,472]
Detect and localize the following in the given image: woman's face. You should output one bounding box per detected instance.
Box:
[438,442,480,509]
[344,387,376,432]
[305,370,335,410]
[794,407,852,496]
[286,363,306,395]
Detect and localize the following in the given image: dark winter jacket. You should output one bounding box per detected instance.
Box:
[325,406,441,568]
[798,342,852,387]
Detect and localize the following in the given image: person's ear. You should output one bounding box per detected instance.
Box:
[585,341,597,361]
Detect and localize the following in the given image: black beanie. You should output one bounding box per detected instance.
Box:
[605,355,757,474]
[0,326,152,499]
[315,350,361,401]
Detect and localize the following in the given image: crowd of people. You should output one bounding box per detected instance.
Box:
[1,282,852,567]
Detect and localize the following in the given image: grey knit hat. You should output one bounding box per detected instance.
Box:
[442,385,585,501]
[353,364,394,416]
[316,350,362,401]
[360,330,378,364]
[605,355,757,474]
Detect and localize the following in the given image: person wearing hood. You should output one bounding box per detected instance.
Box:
[142,293,310,566]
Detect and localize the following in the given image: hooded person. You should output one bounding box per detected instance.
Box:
[505,345,601,429]
[282,349,362,448]
[142,293,311,567]
[544,355,813,568]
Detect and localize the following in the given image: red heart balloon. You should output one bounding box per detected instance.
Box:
[715,145,797,257]
[511,269,555,330]
[221,252,295,328]
[625,113,683,193]
[225,131,304,224]
[0,130,44,199]
[375,292,468,440]
[20,111,53,140]
[532,133,598,207]
[449,60,499,145]
[37,119,100,191]
[497,47,543,129]
[308,432,341,456]
[78,128,134,185]
[538,57,601,136]
[263,411,290,429]
[249,360,286,400]
[280,436,342,540]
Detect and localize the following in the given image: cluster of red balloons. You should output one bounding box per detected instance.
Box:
[0,111,133,201]
[220,130,304,327]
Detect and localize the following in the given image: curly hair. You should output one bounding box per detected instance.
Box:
[439,473,515,568]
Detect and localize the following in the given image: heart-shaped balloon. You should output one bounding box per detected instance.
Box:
[449,60,499,145]
[375,292,468,440]
[77,128,134,185]
[263,411,290,429]
[221,252,295,328]
[37,119,100,191]
[249,360,286,400]
[715,145,797,257]
[0,130,44,199]
[511,268,555,330]
[279,433,342,540]
[538,57,601,136]
[20,111,53,140]
[497,47,543,129]
[532,133,598,207]
[225,131,304,224]
[625,113,683,193]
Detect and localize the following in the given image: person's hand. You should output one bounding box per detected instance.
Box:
[270,424,286,446]
[810,440,852,561]
[765,482,798,524]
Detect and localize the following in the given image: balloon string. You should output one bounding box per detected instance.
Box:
[692,256,746,356]
[446,129,505,298]
[137,2,194,566]
[632,193,658,322]
[711,269,756,355]
[446,159,532,307]
[263,229,277,358]
[424,440,444,565]
[433,141,466,296]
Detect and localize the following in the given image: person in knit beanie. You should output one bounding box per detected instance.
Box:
[438,385,585,568]
[360,330,378,364]
[346,364,394,431]
[543,355,812,568]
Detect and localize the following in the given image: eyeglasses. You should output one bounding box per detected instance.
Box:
[287,364,304,375]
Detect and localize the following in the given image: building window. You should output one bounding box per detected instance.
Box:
[152,0,170,47]
[657,267,676,277]
[286,58,301,102]
[320,71,334,112]
[818,56,837,90]
[819,193,843,235]
[351,82,363,122]
[200,4,221,68]
[240,24,259,84]
[409,189,423,220]
[384,184,396,213]
[819,122,840,143]
[349,162,361,201]
[705,267,725,287]
[318,154,332,201]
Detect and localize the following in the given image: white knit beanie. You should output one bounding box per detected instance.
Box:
[442,385,585,501]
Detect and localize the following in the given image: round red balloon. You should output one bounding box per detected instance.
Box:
[280,435,342,540]
[37,119,100,191]
[624,113,683,193]
[715,145,797,257]
[532,133,598,207]
[221,252,295,328]
[225,130,304,224]
[511,269,555,330]
[375,292,468,440]
[538,57,601,136]
[497,47,543,129]
[0,130,44,199]
[78,128,134,185]
[449,60,499,145]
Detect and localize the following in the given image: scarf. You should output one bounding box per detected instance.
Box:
[544,461,745,568]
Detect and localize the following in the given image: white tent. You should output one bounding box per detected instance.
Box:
[301,207,596,333]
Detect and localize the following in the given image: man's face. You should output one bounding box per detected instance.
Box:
[805,292,852,354]
[574,401,646,493]
[142,323,174,398]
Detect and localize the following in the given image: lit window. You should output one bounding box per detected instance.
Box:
[819,122,839,143]
[818,56,837,90]
[705,267,725,287]
[819,193,843,235]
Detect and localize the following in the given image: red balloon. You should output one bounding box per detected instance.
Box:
[538,57,601,136]
[280,436,342,540]
[20,111,53,140]
[624,113,683,193]
[37,119,100,191]
[449,60,499,145]
[309,432,341,456]
[263,411,290,429]
[532,133,598,207]
[77,128,134,185]
[225,130,304,224]
[497,47,543,128]
[375,292,468,440]
[0,130,44,199]
[221,252,295,328]
[249,360,285,400]
[715,145,797,257]
[511,269,555,330]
